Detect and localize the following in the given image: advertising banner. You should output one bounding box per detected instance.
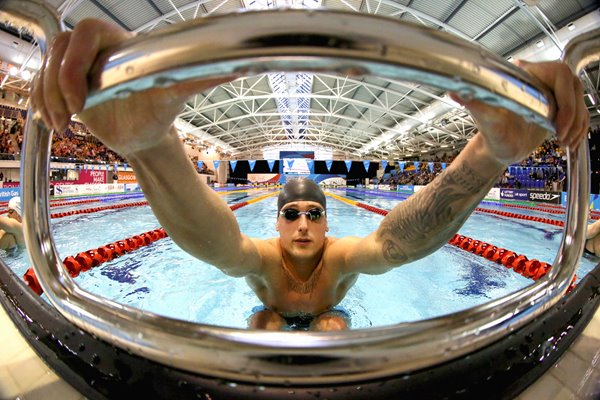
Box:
[588,193,600,209]
[54,183,124,197]
[1,182,19,188]
[77,170,107,184]
[319,176,346,186]
[500,189,529,201]
[397,185,414,193]
[124,183,142,193]
[0,187,20,201]
[117,171,137,183]
[486,187,500,201]
[527,191,561,204]
[247,173,280,184]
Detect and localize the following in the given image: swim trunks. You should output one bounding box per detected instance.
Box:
[250,306,350,331]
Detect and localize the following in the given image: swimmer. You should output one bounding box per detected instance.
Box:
[585,219,600,257]
[31,19,589,331]
[0,196,25,250]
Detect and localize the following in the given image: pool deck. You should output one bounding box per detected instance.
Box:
[0,298,598,399]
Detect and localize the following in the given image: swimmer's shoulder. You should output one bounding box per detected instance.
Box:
[250,237,282,262]
[325,236,362,252]
[323,236,363,265]
[0,232,17,251]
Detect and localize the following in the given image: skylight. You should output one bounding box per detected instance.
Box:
[245,0,322,141]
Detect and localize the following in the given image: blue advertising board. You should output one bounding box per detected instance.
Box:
[0,187,20,202]
[499,188,529,201]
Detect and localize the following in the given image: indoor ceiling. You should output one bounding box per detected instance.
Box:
[0,0,598,160]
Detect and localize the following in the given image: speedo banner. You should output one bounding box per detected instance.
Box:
[528,191,561,204]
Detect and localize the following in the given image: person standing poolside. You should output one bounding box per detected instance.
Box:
[0,196,24,250]
[31,19,589,331]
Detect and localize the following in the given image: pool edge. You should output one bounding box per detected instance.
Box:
[0,260,598,399]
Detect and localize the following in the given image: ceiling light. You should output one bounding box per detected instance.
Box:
[8,66,18,76]
[21,70,31,81]
[585,93,596,105]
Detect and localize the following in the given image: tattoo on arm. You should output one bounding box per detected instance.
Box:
[378,162,493,264]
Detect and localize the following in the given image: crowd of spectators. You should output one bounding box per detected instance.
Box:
[376,151,458,187]
[0,105,581,192]
[497,139,567,191]
[376,140,568,191]
[588,126,600,195]
[0,114,24,159]
[50,124,126,164]
[0,105,127,164]
[190,155,214,175]
[0,106,214,168]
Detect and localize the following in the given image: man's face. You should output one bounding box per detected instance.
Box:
[276,200,328,261]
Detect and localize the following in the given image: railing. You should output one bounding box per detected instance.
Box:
[2,0,596,385]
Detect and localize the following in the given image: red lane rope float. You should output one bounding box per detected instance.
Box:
[536,202,600,215]
[448,234,576,292]
[23,228,168,296]
[23,191,279,295]
[349,201,576,291]
[537,203,565,209]
[46,198,102,208]
[474,207,564,227]
[486,203,566,215]
[0,198,103,215]
[50,201,149,219]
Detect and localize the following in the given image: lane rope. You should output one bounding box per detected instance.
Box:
[23,191,278,295]
[325,192,577,292]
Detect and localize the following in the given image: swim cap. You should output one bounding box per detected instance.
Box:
[278,178,326,213]
[8,196,21,217]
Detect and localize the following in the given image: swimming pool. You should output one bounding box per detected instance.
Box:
[5,188,596,330]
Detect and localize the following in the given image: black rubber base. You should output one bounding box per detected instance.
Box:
[1,260,598,400]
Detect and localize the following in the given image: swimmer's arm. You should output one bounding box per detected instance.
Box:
[0,217,22,235]
[126,128,263,277]
[341,134,503,275]
[586,220,600,239]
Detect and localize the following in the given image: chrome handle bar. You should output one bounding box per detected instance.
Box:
[3,0,595,384]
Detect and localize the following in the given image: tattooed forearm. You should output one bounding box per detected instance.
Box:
[378,161,496,264]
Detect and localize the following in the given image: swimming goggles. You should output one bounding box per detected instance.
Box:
[279,208,326,222]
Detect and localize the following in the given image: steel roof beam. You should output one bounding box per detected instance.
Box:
[143,0,163,15]
[88,0,130,30]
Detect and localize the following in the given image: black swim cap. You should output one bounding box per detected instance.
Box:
[278,178,326,213]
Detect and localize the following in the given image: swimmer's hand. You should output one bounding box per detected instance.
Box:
[451,60,589,168]
[31,19,235,157]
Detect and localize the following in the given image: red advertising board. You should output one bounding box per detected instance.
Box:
[77,170,107,184]
[1,182,19,188]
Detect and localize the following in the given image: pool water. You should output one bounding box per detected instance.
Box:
[3,188,597,329]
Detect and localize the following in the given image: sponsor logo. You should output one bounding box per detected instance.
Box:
[500,189,528,200]
[528,191,560,203]
[0,188,21,199]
